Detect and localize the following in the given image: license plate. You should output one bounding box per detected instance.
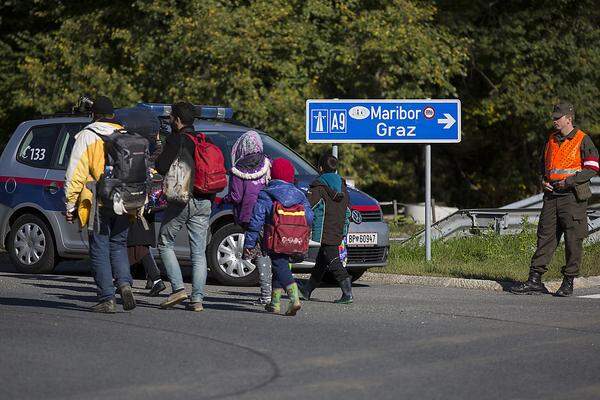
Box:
[347,232,378,247]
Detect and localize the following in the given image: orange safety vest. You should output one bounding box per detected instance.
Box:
[544,130,586,181]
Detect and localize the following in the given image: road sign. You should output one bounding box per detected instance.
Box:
[306,99,461,143]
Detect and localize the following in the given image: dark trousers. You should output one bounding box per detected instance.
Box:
[271,253,295,289]
[310,244,350,285]
[89,208,132,301]
[530,193,588,277]
[141,253,161,282]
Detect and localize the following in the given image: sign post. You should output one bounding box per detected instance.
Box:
[306,99,461,261]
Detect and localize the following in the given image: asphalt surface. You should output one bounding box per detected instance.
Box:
[1,258,600,400]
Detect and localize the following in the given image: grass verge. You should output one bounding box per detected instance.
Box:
[377,230,600,282]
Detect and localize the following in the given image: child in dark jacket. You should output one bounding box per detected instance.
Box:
[243,158,313,316]
[300,152,353,303]
[222,131,272,305]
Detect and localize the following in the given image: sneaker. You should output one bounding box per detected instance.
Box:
[148,280,166,297]
[160,290,188,309]
[90,298,116,313]
[187,302,204,312]
[119,284,137,311]
[253,297,271,306]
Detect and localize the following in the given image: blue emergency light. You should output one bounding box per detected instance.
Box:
[136,103,234,120]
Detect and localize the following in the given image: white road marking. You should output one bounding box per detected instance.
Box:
[577,294,600,298]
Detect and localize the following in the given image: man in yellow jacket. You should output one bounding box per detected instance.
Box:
[64,96,136,313]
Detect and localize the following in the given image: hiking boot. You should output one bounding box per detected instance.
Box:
[187,302,204,312]
[334,277,354,304]
[299,278,317,301]
[265,288,283,313]
[119,284,137,311]
[555,276,574,297]
[148,280,166,297]
[510,271,546,295]
[90,298,116,313]
[285,283,302,316]
[160,289,188,309]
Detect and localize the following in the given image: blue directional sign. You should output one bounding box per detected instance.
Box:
[306,99,461,143]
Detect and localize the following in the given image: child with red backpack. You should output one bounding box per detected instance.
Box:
[243,158,313,316]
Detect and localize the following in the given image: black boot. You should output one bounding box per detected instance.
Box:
[299,278,317,301]
[334,277,354,304]
[555,276,574,297]
[510,271,546,295]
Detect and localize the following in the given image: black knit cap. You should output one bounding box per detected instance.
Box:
[171,101,195,126]
[92,95,114,115]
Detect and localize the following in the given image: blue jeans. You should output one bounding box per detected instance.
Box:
[88,208,132,302]
[158,198,211,303]
[271,253,294,289]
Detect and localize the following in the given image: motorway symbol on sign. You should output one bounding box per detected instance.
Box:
[306,99,461,143]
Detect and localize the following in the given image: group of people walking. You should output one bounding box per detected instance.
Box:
[64,97,354,315]
[62,96,597,318]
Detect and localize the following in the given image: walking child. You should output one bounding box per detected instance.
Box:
[222,130,272,305]
[243,158,313,316]
[300,152,353,303]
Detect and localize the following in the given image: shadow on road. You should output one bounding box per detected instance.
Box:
[0,297,89,312]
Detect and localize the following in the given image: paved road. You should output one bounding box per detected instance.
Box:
[1,258,600,400]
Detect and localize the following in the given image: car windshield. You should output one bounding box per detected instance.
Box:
[203,131,318,177]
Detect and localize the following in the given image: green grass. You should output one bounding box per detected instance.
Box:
[378,230,600,282]
[387,216,423,238]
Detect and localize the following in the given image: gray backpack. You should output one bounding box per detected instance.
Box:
[163,143,193,204]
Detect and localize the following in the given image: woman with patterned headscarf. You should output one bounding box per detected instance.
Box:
[223,130,272,305]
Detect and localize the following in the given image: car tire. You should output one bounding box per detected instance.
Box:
[207,223,259,286]
[322,268,367,284]
[348,268,367,282]
[8,214,56,274]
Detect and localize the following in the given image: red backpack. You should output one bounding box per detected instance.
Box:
[264,201,310,255]
[185,132,227,194]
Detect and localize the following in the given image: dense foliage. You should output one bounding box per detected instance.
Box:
[1,0,598,207]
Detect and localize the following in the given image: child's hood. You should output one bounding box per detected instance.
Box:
[231,153,270,180]
[311,172,346,202]
[263,180,306,207]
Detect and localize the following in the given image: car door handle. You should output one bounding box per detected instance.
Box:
[44,181,60,195]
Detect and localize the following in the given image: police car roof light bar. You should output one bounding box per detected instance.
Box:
[136,103,234,120]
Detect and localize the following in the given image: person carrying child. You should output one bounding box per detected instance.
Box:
[243,158,313,316]
[299,152,353,304]
[222,130,272,305]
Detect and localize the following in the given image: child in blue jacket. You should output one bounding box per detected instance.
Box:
[243,158,313,316]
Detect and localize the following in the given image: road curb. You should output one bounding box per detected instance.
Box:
[361,272,600,292]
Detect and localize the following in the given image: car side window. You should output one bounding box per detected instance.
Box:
[17,125,62,168]
[55,124,86,170]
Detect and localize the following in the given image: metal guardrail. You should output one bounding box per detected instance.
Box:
[388,177,600,244]
[403,206,600,245]
[379,200,403,218]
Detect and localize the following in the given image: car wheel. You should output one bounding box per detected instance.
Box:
[322,268,367,284]
[207,223,259,286]
[8,214,56,274]
[349,268,367,282]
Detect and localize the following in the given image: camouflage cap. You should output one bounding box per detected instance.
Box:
[552,102,574,119]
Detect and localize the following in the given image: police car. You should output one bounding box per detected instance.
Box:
[0,103,389,285]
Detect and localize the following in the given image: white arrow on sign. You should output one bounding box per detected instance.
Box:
[437,113,456,129]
